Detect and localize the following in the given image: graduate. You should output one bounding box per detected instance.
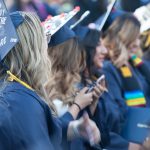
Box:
[0,8,62,150]
[46,25,104,150]
[0,3,100,150]
[74,25,141,150]
[73,4,150,148]
[100,12,150,149]
[75,26,112,147]
[102,13,150,108]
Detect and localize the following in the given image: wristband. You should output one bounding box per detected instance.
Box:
[73,102,81,111]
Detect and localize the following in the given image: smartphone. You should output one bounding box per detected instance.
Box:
[87,75,105,93]
[96,75,105,84]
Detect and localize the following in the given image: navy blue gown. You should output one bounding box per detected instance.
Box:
[100,60,150,149]
[69,83,110,150]
[99,93,129,150]
[70,82,129,150]
[103,61,150,107]
[0,80,62,150]
[144,60,150,71]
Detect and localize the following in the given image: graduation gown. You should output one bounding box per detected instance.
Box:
[53,98,110,150]
[67,83,110,150]
[69,104,110,150]
[59,112,74,150]
[99,93,129,150]
[70,83,129,150]
[0,81,62,150]
[144,60,150,71]
[100,60,150,149]
[103,61,150,107]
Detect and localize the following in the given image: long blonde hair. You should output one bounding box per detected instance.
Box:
[46,38,85,104]
[103,13,141,65]
[1,12,52,106]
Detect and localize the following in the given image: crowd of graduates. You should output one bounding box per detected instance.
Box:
[1,0,150,150]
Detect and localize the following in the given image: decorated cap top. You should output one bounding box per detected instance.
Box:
[41,6,80,37]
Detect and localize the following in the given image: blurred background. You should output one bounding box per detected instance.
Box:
[4,0,150,23]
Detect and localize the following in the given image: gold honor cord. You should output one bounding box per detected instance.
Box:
[7,70,34,91]
[141,31,150,48]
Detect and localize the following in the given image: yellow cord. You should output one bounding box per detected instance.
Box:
[141,31,150,48]
[7,70,34,91]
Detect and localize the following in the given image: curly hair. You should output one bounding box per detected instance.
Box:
[46,38,86,104]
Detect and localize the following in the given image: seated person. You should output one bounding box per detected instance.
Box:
[0,11,100,150]
[102,13,150,108]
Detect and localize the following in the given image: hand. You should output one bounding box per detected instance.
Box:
[75,112,101,145]
[129,142,142,150]
[78,112,101,145]
[68,113,101,145]
[127,38,142,58]
[113,46,129,68]
[93,78,107,100]
[74,87,93,110]
[90,79,107,115]
[141,137,150,150]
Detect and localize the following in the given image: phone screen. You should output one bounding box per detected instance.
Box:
[96,75,105,84]
[87,75,105,93]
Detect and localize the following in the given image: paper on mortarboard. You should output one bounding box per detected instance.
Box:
[42,7,80,37]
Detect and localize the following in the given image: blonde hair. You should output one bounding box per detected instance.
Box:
[103,13,141,64]
[1,12,53,108]
[46,38,85,104]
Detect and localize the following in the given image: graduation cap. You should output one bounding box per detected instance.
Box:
[48,25,76,46]
[95,0,117,31]
[10,11,24,28]
[94,0,126,32]
[134,3,150,33]
[73,0,121,42]
[73,26,89,41]
[0,0,22,62]
[70,10,90,30]
[121,107,150,144]
[42,7,80,47]
[41,6,80,37]
[68,10,91,43]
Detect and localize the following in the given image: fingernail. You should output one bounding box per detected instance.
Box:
[104,88,108,93]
